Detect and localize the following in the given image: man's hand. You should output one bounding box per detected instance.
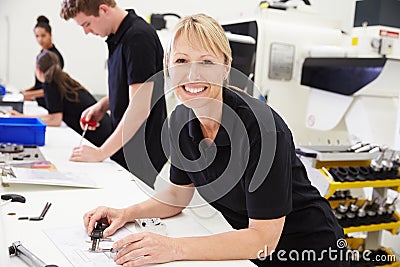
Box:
[80,103,106,131]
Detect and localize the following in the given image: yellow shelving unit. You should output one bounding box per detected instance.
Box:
[329,199,400,235]
[313,158,400,258]
[319,168,400,199]
[299,149,400,265]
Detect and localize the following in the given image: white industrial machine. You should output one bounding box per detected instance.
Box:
[222,2,400,151]
[221,5,353,147]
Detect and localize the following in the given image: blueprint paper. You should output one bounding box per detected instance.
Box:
[44,226,134,267]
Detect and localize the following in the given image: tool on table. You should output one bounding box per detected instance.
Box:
[0,194,26,206]
[0,143,24,154]
[89,221,109,253]
[135,218,167,235]
[79,118,97,146]
[18,202,51,221]
[8,241,58,267]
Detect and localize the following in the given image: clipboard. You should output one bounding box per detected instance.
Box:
[1,167,100,189]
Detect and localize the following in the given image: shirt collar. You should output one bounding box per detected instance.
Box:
[187,88,238,147]
[106,9,137,45]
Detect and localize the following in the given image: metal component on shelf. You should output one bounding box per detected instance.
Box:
[336,201,349,214]
[349,198,359,213]
[368,145,380,153]
[367,208,377,217]
[333,210,344,220]
[381,150,395,171]
[393,151,400,165]
[348,166,359,177]
[354,144,375,153]
[357,200,369,218]
[358,166,370,176]
[368,197,379,210]
[377,198,387,216]
[370,150,385,172]
[346,211,356,219]
[348,142,363,152]
[385,197,398,215]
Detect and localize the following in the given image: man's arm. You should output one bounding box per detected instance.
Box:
[99,81,153,157]
[70,82,153,162]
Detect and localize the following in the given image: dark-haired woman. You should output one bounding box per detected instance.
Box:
[22,15,64,108]
[12,50,112,148]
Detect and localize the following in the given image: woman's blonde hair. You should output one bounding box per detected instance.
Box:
[164,13,232,78]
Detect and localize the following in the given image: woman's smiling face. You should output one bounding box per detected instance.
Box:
[169,34,228,109]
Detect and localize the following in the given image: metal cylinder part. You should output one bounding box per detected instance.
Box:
[8,241,49,267]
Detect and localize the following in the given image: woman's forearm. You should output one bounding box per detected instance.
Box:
[13,113,62,127]
[124,184,195,222]
[22,89,44,101]
[126,197,183,221]
[176,228,275,261]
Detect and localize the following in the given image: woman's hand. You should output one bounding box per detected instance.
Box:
[83,206,128,237]
[113,232,180,266]
[69,145,107,162]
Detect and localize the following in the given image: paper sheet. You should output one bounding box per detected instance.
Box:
[44,226,134,267]
[3,168,99,188]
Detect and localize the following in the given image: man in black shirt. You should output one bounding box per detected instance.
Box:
[60,0,168,187]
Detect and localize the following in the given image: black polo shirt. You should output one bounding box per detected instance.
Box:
[34,45,64,108]
[43,82,112,147]
[170,88,346,266]
[105,9,168,186]
[106,9,164,128]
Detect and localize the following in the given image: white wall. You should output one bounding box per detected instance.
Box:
[0,0,354,95]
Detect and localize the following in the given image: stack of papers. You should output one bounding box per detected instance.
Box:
[2,167,99,188]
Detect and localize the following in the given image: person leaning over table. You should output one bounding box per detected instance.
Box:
[22,15,64,107]
[60,0,168,188]
[11,50,112,148]
[82,14,349,267]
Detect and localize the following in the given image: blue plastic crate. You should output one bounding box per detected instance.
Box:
[0,118,46,146]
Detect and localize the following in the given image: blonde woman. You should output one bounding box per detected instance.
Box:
[83,14,348,267]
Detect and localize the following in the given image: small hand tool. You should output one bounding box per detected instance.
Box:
[0,193,26,206]
[79,118,97,146]
[18,202,52,221]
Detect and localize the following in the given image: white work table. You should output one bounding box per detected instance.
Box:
[0,102,255,267]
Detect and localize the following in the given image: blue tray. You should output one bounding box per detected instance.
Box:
[0,118,46,146]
